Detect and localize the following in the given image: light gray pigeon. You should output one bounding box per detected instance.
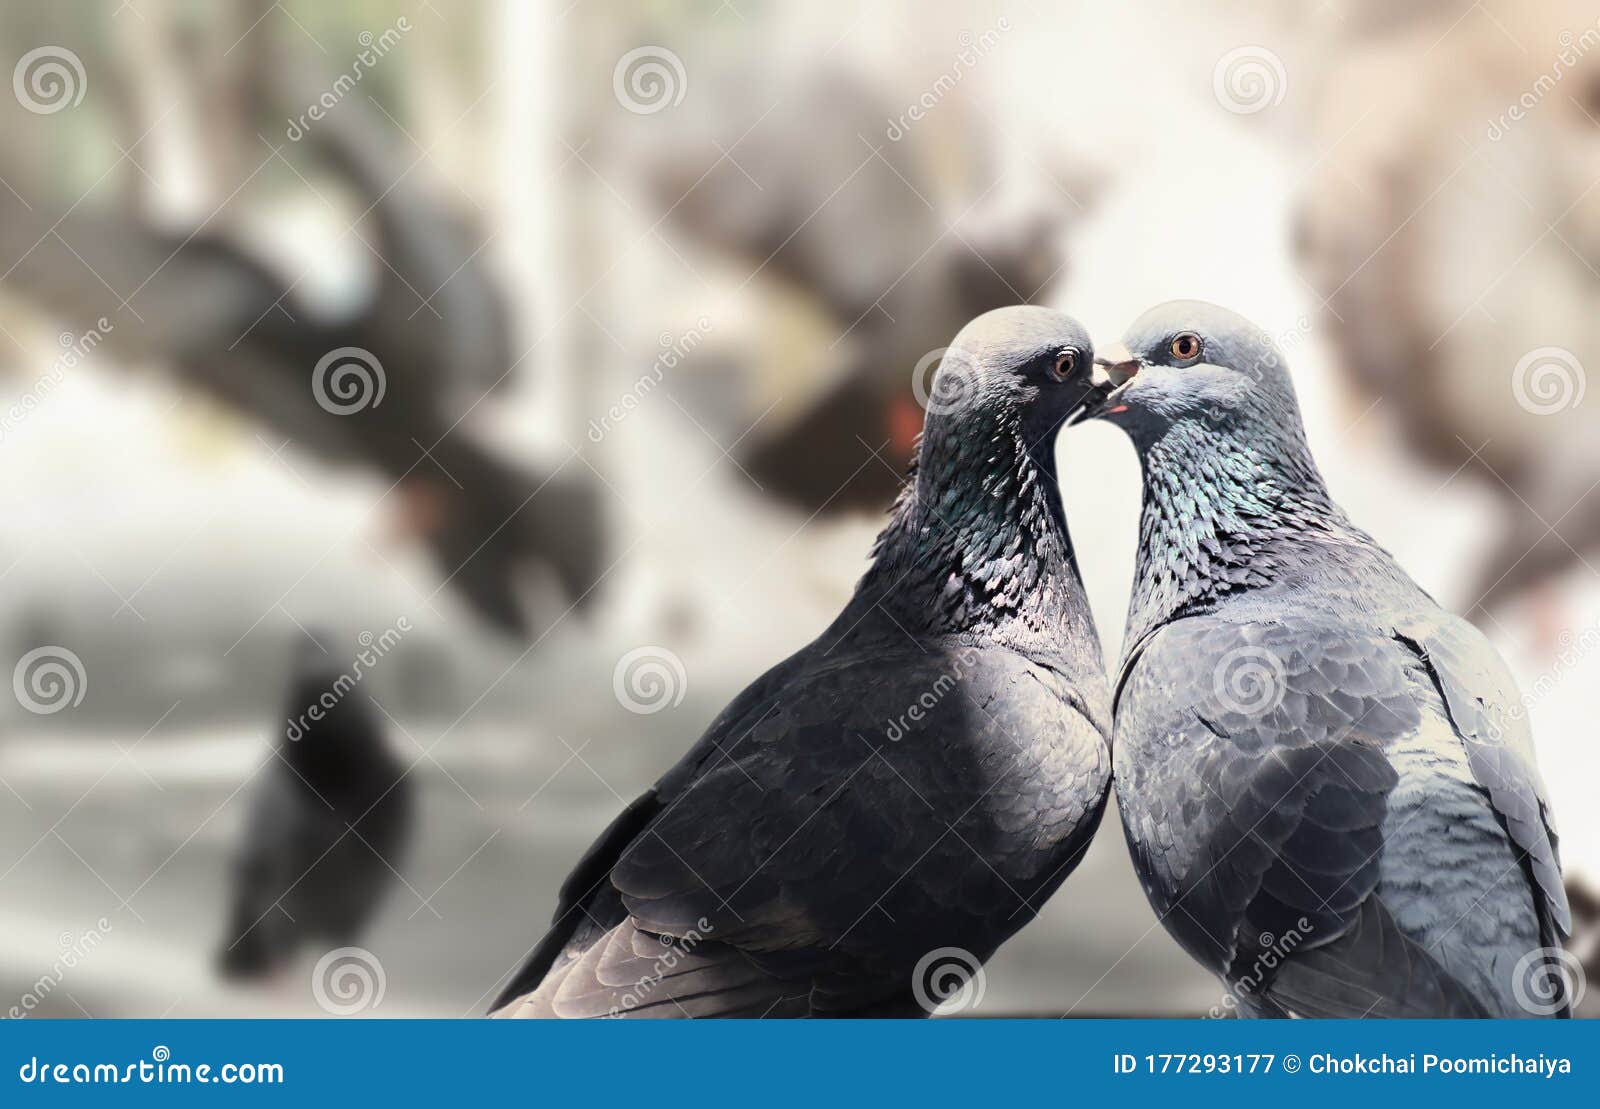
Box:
[491,306,1112,1018]
[1077,301,1570,1018]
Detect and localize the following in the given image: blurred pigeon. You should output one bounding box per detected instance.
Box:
[1567,879,1600,1019]
[1079,301,1570,1017]
[1295,1,1600,619]
[634,66,1085,513]
[218,636,413,978]
[492,307,1111,1018]
[0,81,602,636]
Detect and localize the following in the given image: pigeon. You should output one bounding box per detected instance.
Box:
[632,65,1082,514]
[491,306,1112,1018]
[218,636,413,978]
[1076,300,1570,1018]
[1567,880,1600,1019]
[1294,1,1600,620]
[0,75,603,637]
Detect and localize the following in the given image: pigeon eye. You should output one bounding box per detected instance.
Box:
[1050,350,1078,381]
[1169,332,1203,361]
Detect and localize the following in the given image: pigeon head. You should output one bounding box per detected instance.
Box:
[928,305,1104,454]
[1077,300,1303,444]
[854,305,1108,647]
[1083,302,1357,648]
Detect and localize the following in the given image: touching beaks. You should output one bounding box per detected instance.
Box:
[1093,342,1141,387]
[1067,343,1140,425]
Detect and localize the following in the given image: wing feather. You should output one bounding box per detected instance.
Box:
[1393,614,1569,946]
[496,642,1109,1017]
[1117,617,1497,1017]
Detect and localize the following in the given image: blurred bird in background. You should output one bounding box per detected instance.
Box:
[218,633,413,980]
[1296,0,1600,626]
[1568,881,1600,1018]
[0,6,604,636]
[628,65,1089,513]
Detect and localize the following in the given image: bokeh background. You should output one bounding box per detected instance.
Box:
[0,0,1595,1018]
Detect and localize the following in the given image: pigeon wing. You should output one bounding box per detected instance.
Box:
[1393,612,1570,946]
[611,645,1107,1010]
[496,643,1108,1016]
[1117,617,1485,1017]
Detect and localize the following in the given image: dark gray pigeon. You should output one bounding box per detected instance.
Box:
[217,636,413,979]
[1077,300,1571,1018]
[492,306,1112,1018]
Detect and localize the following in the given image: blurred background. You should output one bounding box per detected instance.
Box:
[0,0,1595,1018]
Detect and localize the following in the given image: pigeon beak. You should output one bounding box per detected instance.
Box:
[1094,342,1141,386]
[1068,344,1140,425]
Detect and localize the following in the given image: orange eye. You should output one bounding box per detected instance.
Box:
[1051,350,1077,381]
[1169,332,1202,361]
